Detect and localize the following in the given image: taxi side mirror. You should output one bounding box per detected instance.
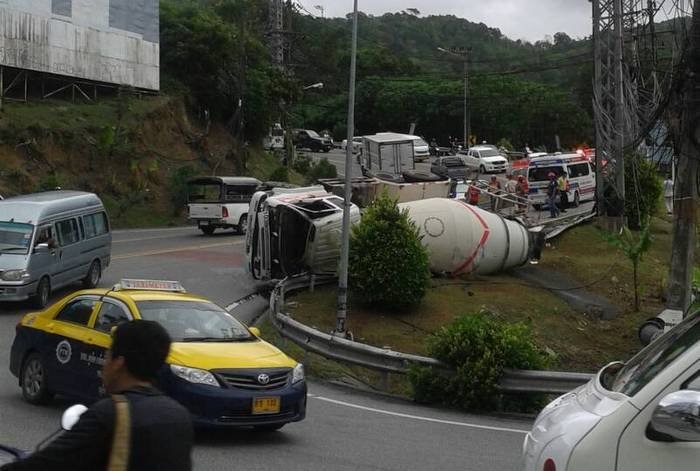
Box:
[249,327,261,337]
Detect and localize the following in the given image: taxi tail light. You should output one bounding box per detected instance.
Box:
[543,458,556,471]
[222,207,229,218]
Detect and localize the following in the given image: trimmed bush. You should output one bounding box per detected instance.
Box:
[268,166,289,182]
[307,157,338,183]
[349,192,430,309]
[409,310,548,411]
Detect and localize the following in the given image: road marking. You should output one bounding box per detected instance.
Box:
[113,234,199,244]
[113,240,243,260]
[309,395,529,434]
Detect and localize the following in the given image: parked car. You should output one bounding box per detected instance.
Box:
[460,145,508,173]
[431,156,469,179]
[292,129,333,153]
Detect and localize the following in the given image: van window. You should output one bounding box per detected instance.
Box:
[56,298,97,326]
[56,219,81,246]
[568,163,590,178]
[529,166,565,182]
[83,212,109,239]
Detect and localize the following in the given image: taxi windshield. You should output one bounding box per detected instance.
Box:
[136,300,253,342]
[0,221,34,254]
[608,312,700,396]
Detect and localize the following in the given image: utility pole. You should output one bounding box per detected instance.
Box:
[335,0,359,336]
[438,46,471,147]
[666,0,700,315]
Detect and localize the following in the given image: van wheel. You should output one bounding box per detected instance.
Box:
[21,352,52,405]
[83,260,101,288]
[31,277,51,309]
[573,192,580,207]
[238,215,248,235]
[200,226,215,236]
[479,165,486,174]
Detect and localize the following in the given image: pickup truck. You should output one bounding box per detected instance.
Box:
[293,129,333,153]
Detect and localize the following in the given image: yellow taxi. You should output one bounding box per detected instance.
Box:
[9,279,306,430]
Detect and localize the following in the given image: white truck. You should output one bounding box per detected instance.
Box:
[187,176,261,235]
[522,311,700,471]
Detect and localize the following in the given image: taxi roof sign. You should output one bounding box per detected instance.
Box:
[116,279,186,293]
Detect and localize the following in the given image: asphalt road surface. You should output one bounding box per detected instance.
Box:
[0,226,532,470]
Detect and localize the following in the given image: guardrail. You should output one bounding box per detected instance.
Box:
[269,275,594,395]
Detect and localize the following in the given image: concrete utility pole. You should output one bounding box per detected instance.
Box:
[335,0,359,336]
[438,47,471,146]
[666,0,700,315]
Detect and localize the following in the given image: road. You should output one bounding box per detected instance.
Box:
[0,226,531,470]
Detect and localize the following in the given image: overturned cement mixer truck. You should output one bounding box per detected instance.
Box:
[245,187,544,281]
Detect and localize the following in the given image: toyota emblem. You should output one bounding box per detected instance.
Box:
[257,373,270,385]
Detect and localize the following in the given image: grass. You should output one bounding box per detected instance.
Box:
[285,212,684,374]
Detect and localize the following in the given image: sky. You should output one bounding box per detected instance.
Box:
[296,0,592,43]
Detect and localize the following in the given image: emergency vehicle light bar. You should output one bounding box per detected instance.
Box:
[115,279,186,293]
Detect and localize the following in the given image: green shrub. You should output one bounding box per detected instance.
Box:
[307,157,337,183]
[292,155,312,175]
[349,192,430,309]
[35,173,61,192]
[625,154,662,229]
[268,166,289,182]
[409,310,548,411]
[169,165,197,215]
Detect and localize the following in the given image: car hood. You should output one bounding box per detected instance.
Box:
[0,253,29,270]
[169,339,296,370]
[482,156,507,163]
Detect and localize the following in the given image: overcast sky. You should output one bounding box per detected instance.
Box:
[297,0,592,42]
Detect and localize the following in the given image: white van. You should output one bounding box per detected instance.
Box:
[0,191,111,308]
[522,311,700,471]
[187,177,261,235]
[527,153,596,209]
[375,133,430,162]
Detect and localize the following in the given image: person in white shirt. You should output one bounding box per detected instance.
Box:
[663,175,674,215]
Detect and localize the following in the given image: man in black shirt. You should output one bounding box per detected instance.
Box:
[2,321,193,471]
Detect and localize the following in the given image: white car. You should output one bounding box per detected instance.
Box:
[522,311,700,471]
[461,145,508,173]
[341,136,363,154]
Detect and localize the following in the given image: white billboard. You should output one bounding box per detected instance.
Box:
[0,0,159,91]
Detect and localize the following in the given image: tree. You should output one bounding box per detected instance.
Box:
[349,192,430,309]
[604,221,653,312]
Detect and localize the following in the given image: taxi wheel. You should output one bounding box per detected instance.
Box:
[21,353,52,405]
[83,260,101,288]
[31,277,51,309]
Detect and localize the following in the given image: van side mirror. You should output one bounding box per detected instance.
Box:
[34,243,50,253]
[649,390,700,442]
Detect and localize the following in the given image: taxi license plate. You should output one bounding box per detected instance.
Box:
[252,397,280,415]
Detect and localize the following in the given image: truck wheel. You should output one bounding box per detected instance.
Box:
[31,277,51,309]
[573,192,580,207]
[83,260,101,288]
[238,215,248,235]
[200,226,215,236]
[479,165,486,174]
[22,353,53,405]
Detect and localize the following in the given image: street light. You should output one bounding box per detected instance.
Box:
[438,46,472,148]
[303,82,324,90]
[335,0,358,337]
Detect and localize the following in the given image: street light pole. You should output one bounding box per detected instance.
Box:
[335,0,358,336]
[438,46,471,147]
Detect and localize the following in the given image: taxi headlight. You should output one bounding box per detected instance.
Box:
[1,269,30,282]
[292,363,305,384]
[170,364,220,387]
